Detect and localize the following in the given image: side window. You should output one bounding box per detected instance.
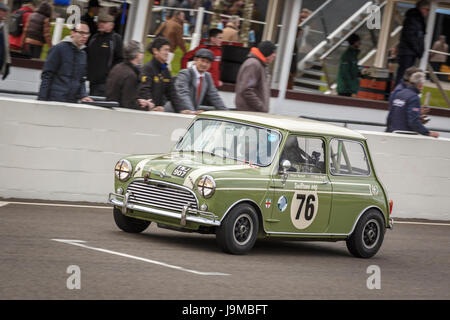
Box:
[330,139,370,176]
[280,136,325,174]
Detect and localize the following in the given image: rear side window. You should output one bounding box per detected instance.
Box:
[330,139,370,176]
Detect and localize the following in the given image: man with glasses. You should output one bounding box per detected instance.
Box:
[38,22,93,103]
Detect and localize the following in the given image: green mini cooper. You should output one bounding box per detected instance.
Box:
[109,111,393,258]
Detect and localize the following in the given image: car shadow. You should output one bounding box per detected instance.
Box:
[109,228,351,258]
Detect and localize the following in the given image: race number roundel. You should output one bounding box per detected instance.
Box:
[290,191,319,230]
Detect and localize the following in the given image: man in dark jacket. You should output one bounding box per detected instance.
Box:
[235,40,276,113]
[388,71,438,137]
[86,13,123,97]
[336,34,361,96]
[395,0,430,85]
[173,48,226,114]
[137,37,172,112]
[106,41,155,111]
[81,0,100,41]
[38,22,93,103]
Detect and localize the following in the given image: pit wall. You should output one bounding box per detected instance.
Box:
[1,97,449,220]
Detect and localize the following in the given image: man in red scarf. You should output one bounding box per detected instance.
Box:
[181,28,223,87]
[235,41,276,113]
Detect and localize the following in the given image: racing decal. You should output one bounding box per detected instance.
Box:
[290,191,318,230]
[172,165,192,178]
[277,196,288,212]
[265,198,272,209]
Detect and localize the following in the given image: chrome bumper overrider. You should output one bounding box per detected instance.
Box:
[389,218,394,230]
[108,192,220,227]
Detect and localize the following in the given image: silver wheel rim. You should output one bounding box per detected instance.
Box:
[233,213,253,246]
[362,218,380,249]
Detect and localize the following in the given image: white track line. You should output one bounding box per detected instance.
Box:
[51,239,230,276]
[393,221,450,227]
[3,201,110,209]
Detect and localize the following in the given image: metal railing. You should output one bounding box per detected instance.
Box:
[300,115,450,134]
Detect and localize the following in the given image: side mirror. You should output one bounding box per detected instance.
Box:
[281,159,291,174]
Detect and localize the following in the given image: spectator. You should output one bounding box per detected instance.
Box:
[0,2,11,80]
[38,22,93,103]
[336,33,361,97]
[137,37,172,112]
[81,0,100,40]
[222,15,240,42]
[388,71,439,138]
[395,0,430,85]
[181,28,223,87]
[226,1,244,16]
[8,0,34,56]
[106,41,155,111]
[154,10,187,69]
[112,2,128,38]
[235,40,276,113]
[173,48,226,114]
[86,13,123,97]
[386,66,422,132]
[23,1,52,59]
[430,35,448,77]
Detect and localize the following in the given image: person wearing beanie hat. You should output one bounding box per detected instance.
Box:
[235,40,277,113]
[172,48,226,114]
[86,9,123,96]
[336,33,361,97]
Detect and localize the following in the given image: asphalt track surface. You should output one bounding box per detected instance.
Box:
[0,199,449,300]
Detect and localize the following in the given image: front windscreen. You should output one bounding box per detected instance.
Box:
[175,118,281,167]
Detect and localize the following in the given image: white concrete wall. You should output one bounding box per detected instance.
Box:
[1,97,449,220]
[0,97,193,203]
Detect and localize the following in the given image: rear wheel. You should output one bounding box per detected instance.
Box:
[346,209,385,258]
[113,207,151,233]
[216,203,259,255]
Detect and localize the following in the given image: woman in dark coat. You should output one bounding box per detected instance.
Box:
[23,1,52,59]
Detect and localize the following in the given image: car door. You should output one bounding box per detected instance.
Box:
[327,138,376,234]
[268,135,332,234]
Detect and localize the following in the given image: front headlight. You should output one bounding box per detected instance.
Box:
[114,159,132,182]
[197,175,216,198]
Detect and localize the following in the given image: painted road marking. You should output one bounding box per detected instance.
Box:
[51,239,230,276]
[0,201,9,207]
[393,221,450,227]
[3,201,110,210]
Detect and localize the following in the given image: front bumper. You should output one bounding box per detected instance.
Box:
[108,192,220,227]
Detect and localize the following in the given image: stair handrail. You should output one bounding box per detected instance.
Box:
[326,1,374,40]
[298,0,334,29]
[320,1,387,61]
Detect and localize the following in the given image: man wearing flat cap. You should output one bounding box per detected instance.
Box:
[173,48,226,114]
[86,12,123,96]
[0,2,11,80]
[235,40,276,113]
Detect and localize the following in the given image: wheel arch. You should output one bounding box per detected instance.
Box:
[348,205,387,237]
[220,199,265,234]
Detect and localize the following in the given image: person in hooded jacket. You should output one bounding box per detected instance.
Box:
[395,0,430,85]
[38,22,93,103]
[23,1,52,59]
[235,40,277,113]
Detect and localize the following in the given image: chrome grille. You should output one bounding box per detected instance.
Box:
[127,180,198,212]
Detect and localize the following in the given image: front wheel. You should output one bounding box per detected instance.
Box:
[346,209,385,258]
[216,203,259,255]
[113,207,151,233]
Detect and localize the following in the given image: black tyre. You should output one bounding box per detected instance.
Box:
[113,207,151,233]
[346,209,385,258]
[216,203,259,255]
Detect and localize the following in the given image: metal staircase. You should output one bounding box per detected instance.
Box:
[294,0,382,93]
